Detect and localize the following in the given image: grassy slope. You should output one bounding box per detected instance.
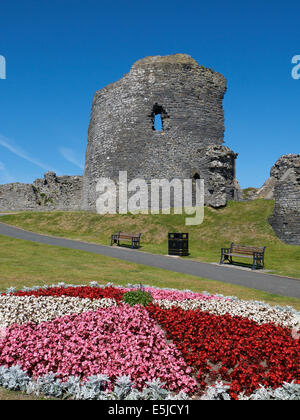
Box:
[1,200,299,278]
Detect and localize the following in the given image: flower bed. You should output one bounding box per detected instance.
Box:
[147,304,299,399]
[0,282,299,400]
[0,305,197,393]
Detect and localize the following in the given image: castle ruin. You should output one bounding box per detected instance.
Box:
[82,54,239,210]
[1,54,298,246]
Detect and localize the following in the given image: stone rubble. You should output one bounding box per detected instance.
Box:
[0,172,82,211]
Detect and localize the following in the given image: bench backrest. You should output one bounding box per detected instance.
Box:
[231,243,266,255]
[118,232,141,239]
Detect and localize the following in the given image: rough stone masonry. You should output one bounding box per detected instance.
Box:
[82,54,239,210]
[248,154,300,201]
[244,154,300,246]
[0,172,82,212]
[268,156,300,245]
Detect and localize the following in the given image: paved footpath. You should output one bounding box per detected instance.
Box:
[0,221,299,299]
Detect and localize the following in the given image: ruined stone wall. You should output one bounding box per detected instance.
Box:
[191,145,238,207]
[82,54,237,210]
[33,172,83,210]
[0,183,39,211]
[250,154,300,200]
[269,168,300,245]
[0,172,83,212]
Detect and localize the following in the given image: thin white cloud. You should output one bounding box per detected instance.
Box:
[0,161,14,184]
[59,147,84,170]
[0,134,58,173]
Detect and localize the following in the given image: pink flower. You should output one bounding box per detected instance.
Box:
[0,304,197,393]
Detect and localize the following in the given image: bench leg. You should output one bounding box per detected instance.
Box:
[220,252,230,264]
[220,254,230,264]
[130,240,140,249]
[258,255,264,269]
[220,251,224,264]
[252,255,256,270]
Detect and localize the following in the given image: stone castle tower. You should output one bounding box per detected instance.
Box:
[82,54,238,210]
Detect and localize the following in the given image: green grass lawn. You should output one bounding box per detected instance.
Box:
[1,200,300,278]
[0,234,300,309]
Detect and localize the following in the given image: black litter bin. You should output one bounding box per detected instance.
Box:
[168,233,189,256]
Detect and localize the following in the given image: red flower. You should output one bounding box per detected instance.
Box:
[10,286,125,303]
[147,304,300,398]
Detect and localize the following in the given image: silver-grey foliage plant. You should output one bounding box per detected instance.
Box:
[0,366,190,400]
[0,366,299,400]
[200,381,300,401]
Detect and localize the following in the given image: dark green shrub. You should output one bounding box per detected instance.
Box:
[122,289,153,307]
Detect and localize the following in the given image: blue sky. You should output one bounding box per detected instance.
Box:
[0,0,299,188]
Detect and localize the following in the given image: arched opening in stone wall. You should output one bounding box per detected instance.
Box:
[151,104,168,131]
[154,114,163,131]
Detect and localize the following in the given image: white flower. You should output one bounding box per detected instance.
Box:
[0,296,116,326]
[154,298,298,330]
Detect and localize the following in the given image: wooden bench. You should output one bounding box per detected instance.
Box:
[110,232,142,249]
[220,243,266,270]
